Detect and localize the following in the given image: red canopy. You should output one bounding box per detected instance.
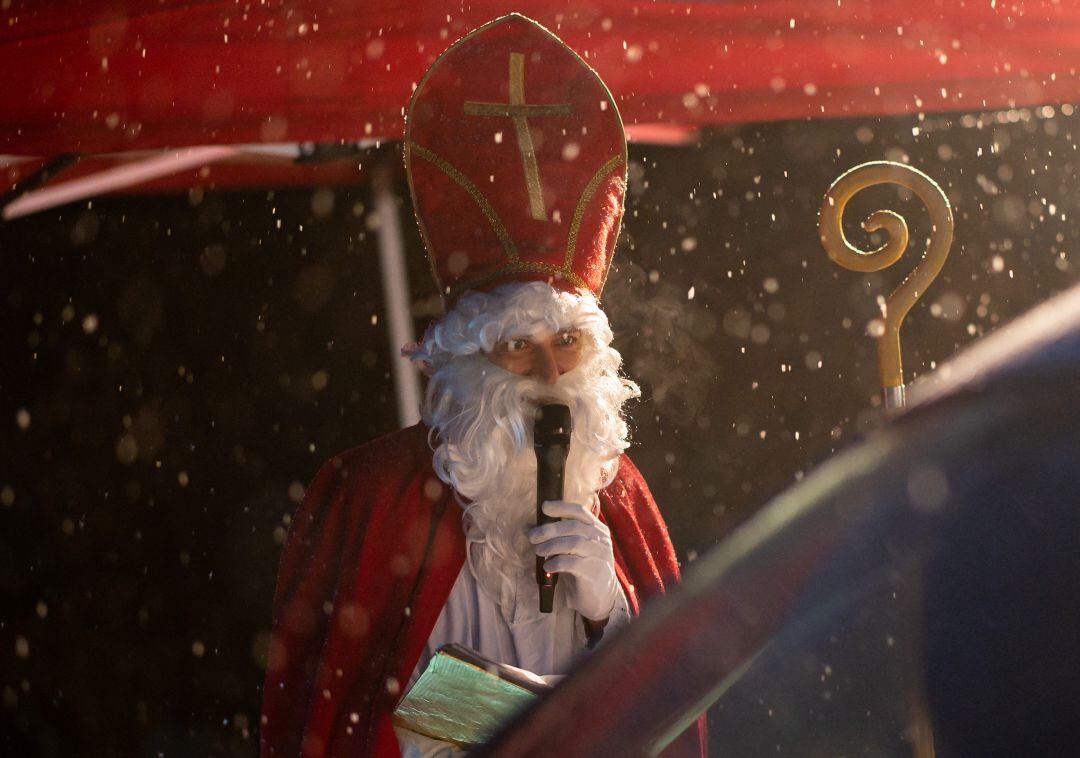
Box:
[2,0,1079,158]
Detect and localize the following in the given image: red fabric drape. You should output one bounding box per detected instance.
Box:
[2,0,1079,158]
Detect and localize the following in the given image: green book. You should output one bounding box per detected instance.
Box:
[392,643,552,748]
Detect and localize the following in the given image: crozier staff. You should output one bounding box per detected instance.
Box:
[260,14,705,758]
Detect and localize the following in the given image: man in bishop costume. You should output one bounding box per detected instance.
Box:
[260,15,706,758]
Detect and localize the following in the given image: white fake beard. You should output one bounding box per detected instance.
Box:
[424,343,636,613]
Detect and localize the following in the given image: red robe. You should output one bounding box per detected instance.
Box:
[260,423,705,757]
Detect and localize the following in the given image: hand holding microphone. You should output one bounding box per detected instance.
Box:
[530,403,617,620]
[528,499,618,622]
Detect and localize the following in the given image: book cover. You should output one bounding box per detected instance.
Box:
[392,644,552,748]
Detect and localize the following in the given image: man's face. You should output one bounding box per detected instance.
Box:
[483,327,583,385]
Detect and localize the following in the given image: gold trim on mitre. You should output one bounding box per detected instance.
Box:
[451,260,589,300]
[407,141,519,263]
[565,153,626,270]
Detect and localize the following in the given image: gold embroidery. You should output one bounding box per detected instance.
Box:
[463,102,570,118]
[411,143,624,300]
[565,154,625,269]
[451,260,588,299]
[408,141,519,263]
[464,51,571,222]
[409,141,590,299]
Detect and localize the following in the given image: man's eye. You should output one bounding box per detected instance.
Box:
[556,332,579,346]
[505,338,531,352]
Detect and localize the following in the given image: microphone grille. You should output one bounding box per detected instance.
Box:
[534,403,572,444]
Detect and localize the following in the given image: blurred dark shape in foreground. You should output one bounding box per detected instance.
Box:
[480,283,1080,757]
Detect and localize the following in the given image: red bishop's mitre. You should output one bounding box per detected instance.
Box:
[405,14,628,305]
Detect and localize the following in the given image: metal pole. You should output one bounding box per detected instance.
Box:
[374,166,422,428]
[884,384,907,412]
[2,146,237,220]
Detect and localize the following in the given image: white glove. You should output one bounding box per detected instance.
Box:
[527,500,619,622]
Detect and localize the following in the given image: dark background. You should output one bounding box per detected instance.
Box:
[2,106,1076,755]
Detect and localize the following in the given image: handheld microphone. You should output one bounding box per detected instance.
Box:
[533,403,572,613]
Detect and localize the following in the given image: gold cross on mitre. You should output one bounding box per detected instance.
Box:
[464,52,572,221]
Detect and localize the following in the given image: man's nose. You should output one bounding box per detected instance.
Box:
[532,344,561,385]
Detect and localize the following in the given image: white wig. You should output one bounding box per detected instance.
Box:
[401,281,640,611]
[403,281,613,371]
